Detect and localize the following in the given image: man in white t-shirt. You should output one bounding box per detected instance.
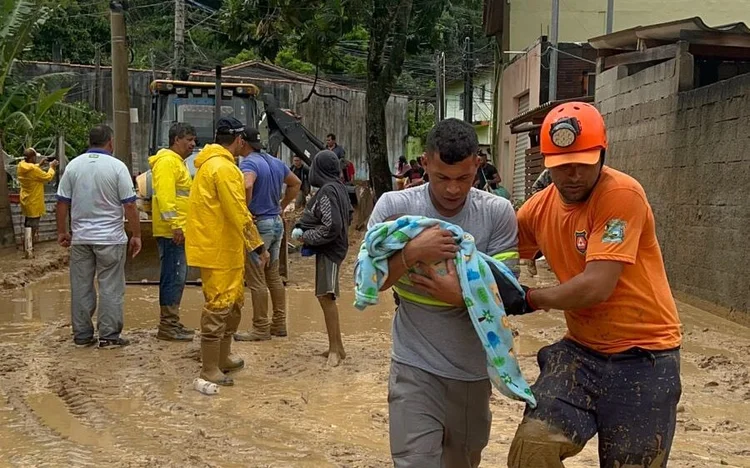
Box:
[56,125,142,349]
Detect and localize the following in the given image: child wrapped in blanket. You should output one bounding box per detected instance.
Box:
[291,150,353,367]
[380,214,523,349]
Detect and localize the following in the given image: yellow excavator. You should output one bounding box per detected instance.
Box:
[125,71,352,284]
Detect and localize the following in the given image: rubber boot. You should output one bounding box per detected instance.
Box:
[267,261,288,337]
[219,337,244,373]
[157,306,193,342]
[176,322,196,336]
[200,340,233,386]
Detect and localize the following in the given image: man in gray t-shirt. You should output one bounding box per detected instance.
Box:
[366,119,520,467]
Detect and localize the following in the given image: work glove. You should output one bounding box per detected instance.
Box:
[291,228,304,241]
[487,261,538,316]
[513,285,541,316]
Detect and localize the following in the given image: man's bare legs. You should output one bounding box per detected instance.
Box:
[317,293,346,366]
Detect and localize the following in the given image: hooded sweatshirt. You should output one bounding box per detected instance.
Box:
[148,148,192,238]
[185,144,263,270]
[297,150,353,263]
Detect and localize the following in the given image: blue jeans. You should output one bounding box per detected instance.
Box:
[157,237,187,307]
[250,216,284,264]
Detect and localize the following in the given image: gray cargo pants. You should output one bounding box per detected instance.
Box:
[70,244,127,342]
[388,361,492,468]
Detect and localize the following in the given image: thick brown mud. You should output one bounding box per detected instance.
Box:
[0,252,748,467]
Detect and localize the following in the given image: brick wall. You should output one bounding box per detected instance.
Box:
[596,58,750,317]
[540,42,597,103]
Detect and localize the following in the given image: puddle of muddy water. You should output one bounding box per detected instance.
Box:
[0,272,396,336]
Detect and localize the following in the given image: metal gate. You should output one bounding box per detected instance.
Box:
[513,94,530,200]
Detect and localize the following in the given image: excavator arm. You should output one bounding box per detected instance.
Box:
[261,93,358,206]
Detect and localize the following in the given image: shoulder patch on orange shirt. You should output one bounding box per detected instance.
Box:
[602,219,626,244]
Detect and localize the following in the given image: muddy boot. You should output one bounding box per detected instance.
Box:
[267,260,288,337]
[527,260,538,277]
[219,337,244,373]
[176,322,196,336]
[200,339,233,386]
[233,329,271,341]
[157,306,193,342]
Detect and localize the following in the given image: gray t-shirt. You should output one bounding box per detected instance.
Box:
[57,150,136,245]
[368,184,519,381]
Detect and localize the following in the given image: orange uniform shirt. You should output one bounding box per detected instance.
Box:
[517,166,681,353]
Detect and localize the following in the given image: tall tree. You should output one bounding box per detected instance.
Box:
[221,0,449,197]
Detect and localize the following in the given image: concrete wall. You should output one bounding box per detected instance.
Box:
[508,0,750,51]
[499,41,543,190]
[596,58,750,316]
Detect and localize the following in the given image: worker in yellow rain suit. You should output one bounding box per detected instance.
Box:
[149,122,197,342]
[185,117,268,386]
[18,148,58,242]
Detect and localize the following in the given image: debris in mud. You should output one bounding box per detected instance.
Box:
[698,354,732,370]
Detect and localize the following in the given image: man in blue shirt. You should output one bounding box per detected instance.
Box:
[235,128,301,341]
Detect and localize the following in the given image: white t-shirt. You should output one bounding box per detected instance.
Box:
[57,150,136,245]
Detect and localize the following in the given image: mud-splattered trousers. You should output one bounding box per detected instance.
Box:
[157,238,186,307]
[70,244,127,342]
[199,268,244,342]
[509,339,681,468]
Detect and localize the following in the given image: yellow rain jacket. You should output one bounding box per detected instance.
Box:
[148,148,192,238]
[17,161,55,218]
[185,144,263,270]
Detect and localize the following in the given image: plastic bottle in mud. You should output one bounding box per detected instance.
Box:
[193,378,219,395]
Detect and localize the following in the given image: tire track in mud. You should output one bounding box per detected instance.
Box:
[0,380,99,467]
[11,328,175,466]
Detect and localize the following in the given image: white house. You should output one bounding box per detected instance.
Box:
[444,70,495,154]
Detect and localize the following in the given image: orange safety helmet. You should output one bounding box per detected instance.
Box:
[540,101,607,168]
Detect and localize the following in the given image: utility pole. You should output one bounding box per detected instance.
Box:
[94,44,101,112]
[463,35,474,123]
[435,51,445,121]
[150,49,156,82]
[213,65,222,136]
[173,0,186,79]
[606,0,614,34]
[549,0,560,102]
[110,0,132,172]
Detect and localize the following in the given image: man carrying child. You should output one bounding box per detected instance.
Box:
[366,118,520,467]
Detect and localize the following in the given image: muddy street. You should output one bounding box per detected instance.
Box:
[0,250,748,467]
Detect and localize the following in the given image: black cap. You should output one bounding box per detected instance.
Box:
[216,117,245,135]
[243,127,262,150]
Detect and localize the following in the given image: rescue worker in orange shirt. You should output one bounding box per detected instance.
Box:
[506,102,682,467]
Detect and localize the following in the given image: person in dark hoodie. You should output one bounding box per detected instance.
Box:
[292,150,353,367]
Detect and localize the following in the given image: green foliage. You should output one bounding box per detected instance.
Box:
[223,48,260,66]
[0,0,41,93]
[24,1,109,65]
[274,47,316,74]
[407,102,435,144]
[1,81,102,159]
